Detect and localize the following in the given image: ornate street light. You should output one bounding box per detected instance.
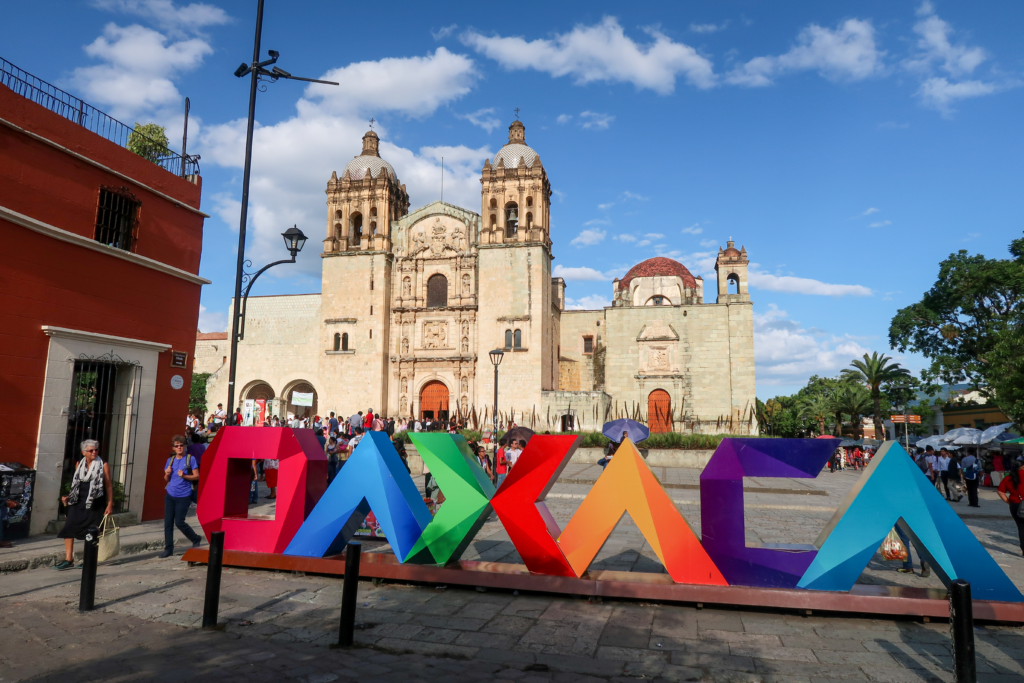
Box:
[225,0,338,419]
[489,349,504,483]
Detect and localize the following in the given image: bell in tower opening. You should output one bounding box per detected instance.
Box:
[505,203,518,237]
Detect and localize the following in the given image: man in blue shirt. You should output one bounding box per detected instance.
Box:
[328,412,339,436]
[161,435,202,558]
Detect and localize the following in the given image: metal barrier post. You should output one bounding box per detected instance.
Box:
[949,579,977,683]
[337,541,362,647]
[78,525,99,611]
[202,531,225,630]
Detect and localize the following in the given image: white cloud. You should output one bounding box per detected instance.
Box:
[916,77,998,113]
[615,234,637,242]
[904,2,987,78]
[565,294,612,310]
[556,114,573,124]
[583,218,610,226]
[868,219,892,228]
[570,228,607,247]
[637,239,651,247]
[748,271,872,296]
[463,16,716,94]
[552,265,611,281]
[690,22,727,34]
[199,50,488,277]
[727,18,882,87]
[644,232,665,239]
[70,23,212,119]
[622,191,649,201]
[580,111,614,130]
[699,239,717,247]
[459,107,501,133]
[92,0,229,36]
[310,48,477,117]
[681,224,702,235]
[433,24,458,40]
[902,3,1006,114]
[861,207,879,216]
[597,202,615,210]
[755,304,871,387]
[197,304,228,333]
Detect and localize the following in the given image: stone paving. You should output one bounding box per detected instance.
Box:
[2,464,1024,682]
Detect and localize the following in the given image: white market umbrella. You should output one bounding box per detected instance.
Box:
[953,432,983,445]
[940,427,981,443]
[981,422,1017,444]
[915,435,944,450]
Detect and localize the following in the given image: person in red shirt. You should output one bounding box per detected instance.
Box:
[495,446,508,488]
[363,409,374,430]
[997,461,1024,556]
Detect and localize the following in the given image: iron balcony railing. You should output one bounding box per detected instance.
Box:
[1,57,199,177]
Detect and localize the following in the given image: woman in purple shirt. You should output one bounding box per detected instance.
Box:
[160,435,202,558]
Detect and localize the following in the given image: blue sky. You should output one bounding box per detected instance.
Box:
[4,1,1022,398]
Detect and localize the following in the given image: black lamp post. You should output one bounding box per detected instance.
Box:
[489,349,504,481]
[227,225,307,420]
[225,0,337,419]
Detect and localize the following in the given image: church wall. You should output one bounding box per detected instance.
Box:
[601,304,736,424]
[475,243,550,424]
[727,302,757,419]
[319,252,392,417]
[558,309,608,391]
[209,294,322,415]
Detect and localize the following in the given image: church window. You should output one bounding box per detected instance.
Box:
[646,296,667,306]
[728,274,739,294]
[513,329,522,349]
[94,186,140,252]
[370,220,377,234]
[342,333,349,351]
[350,212,363,245]
[526,196,533,207]
[489,198,498,209]
[426,274,448,308]
[526,212,533,228]
[370,305,373,315]
[335,209,343,220]
[370,206,377,217]
[583,336,594,354]
[490,214,497,228]
[369,329,372,339]
[334,333,341,351]
[504,329,513,349]
[505,202,519,238]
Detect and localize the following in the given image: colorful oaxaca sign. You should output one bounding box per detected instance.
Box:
[196,428,1023,603]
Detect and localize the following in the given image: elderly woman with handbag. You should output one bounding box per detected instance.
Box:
[54,439,114,570]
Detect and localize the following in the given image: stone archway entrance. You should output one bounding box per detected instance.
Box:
[420,380,449,421]
[648,389,672,433]
[244,382,275,401]
[284,381,318,419]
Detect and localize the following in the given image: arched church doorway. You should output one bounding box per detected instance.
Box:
[244,382,275,401]
[648,389,672,433]
[420,380,449,421]
[283,381,318,420]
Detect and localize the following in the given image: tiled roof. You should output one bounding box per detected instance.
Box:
[197,332,228,340]
[492,143,538,168]
[343,155,397,180]
[619,257,697,290]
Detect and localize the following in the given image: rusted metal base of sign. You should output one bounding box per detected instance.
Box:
[181,547,1024,624]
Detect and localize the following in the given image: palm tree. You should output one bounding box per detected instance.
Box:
[841,352,910,440]
[797,394,831,436]
[834,384,873,438]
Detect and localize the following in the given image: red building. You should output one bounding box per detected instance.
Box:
[0,59,208,532]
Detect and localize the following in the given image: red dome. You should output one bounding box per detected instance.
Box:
[618,257,697,290]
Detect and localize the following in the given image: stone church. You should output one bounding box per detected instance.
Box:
[197,121,756,433]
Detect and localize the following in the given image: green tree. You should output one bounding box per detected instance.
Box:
[833,384,872,437]
[189,372,211,416]
[797,393,831,436]
[889,234,1024,429]
[841,352,911,440]
[127,122,170,163]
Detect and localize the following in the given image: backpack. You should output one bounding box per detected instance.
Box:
[963,458,979,480]
[916,457,929,474]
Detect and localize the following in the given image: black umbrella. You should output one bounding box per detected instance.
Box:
[499,426,535,446]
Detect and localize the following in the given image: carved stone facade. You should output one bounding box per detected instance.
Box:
[203,121,755,432]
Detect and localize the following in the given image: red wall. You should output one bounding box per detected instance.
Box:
[0,83,206,522]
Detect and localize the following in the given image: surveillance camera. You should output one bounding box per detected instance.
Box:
[272,66,292,78]
[267,50,280,60]
[234,63,250,78]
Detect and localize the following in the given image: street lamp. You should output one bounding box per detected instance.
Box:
[489,349,504,483]
[225,0,338,419]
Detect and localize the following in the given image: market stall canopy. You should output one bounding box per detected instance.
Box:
[980,423,1017,444]
[938,427,981,444]
[1000,436,1024,445]
[915,435,945,450]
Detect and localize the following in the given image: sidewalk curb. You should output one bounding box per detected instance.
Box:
[1,539,171,574]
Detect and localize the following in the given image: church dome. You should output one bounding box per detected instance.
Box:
[342,129,397,180]
[490,120,539,168]
[619,257,698,290]
[343,155,396,180]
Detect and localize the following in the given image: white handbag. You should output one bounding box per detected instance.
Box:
[97,514,121,562]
